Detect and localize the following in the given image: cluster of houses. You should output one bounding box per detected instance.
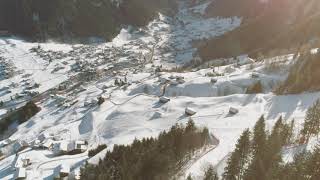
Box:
[6,133,88,156]
[0,59,13,80]
[1,132,87,179]
[6,134,88,179]
[13,158,79,179]
[29,46,68,63]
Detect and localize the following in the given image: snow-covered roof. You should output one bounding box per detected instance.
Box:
[59,141,75,152]
[14,168,26,179]
[185,107,197,116]
[42,139,54,148]
[159,96,170,103]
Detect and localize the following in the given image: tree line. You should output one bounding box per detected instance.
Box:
[80,120,211,180]
[222,99,320,180]
[0,101,40,134]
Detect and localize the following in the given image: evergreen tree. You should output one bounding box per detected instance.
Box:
[80,122,210,180]
[186,118,196,133]
[204,165,219,180]
[264,117,284,179]
[305,145,320,180]
[186,174,193,180]
[223,129,251,180]
[280,119,295,145]
[301,100,320,142]
[251,115,267,154]
[244,116,267,180]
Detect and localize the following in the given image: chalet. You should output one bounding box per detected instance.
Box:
[229,107,239,115]
[75,140,87,152]
[21,157,31,167]
[185,107,197,116]
[42,139,54,150]
[31,139,41,148]
[59,141,75,153]
[14,168,26,180]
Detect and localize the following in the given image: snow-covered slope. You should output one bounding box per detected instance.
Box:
[0,0,319,179]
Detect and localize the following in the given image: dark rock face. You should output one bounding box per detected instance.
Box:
[0,0,177,40]
[199,0,320,60]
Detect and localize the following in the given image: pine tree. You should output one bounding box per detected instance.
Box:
[223,129,251,180]
[264,117,284,179]
[244,116,267,180]
[251,116,267,154]
[186,118,196,133]
[204,165,219,180]
[280,119,295,145]
[301,100,320,142]
[305,145,320,180]
[186,174,193,180]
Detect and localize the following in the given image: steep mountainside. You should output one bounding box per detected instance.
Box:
[199,0,320,60]
[0,0,177,40]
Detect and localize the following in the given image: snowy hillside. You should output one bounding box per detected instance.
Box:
[1,0,320,179]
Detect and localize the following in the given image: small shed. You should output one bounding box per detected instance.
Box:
[229,107,239,115]
[159,96,170,103]
[42,139,54,150]
[14,168,26,180]
[185,108,197,116]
